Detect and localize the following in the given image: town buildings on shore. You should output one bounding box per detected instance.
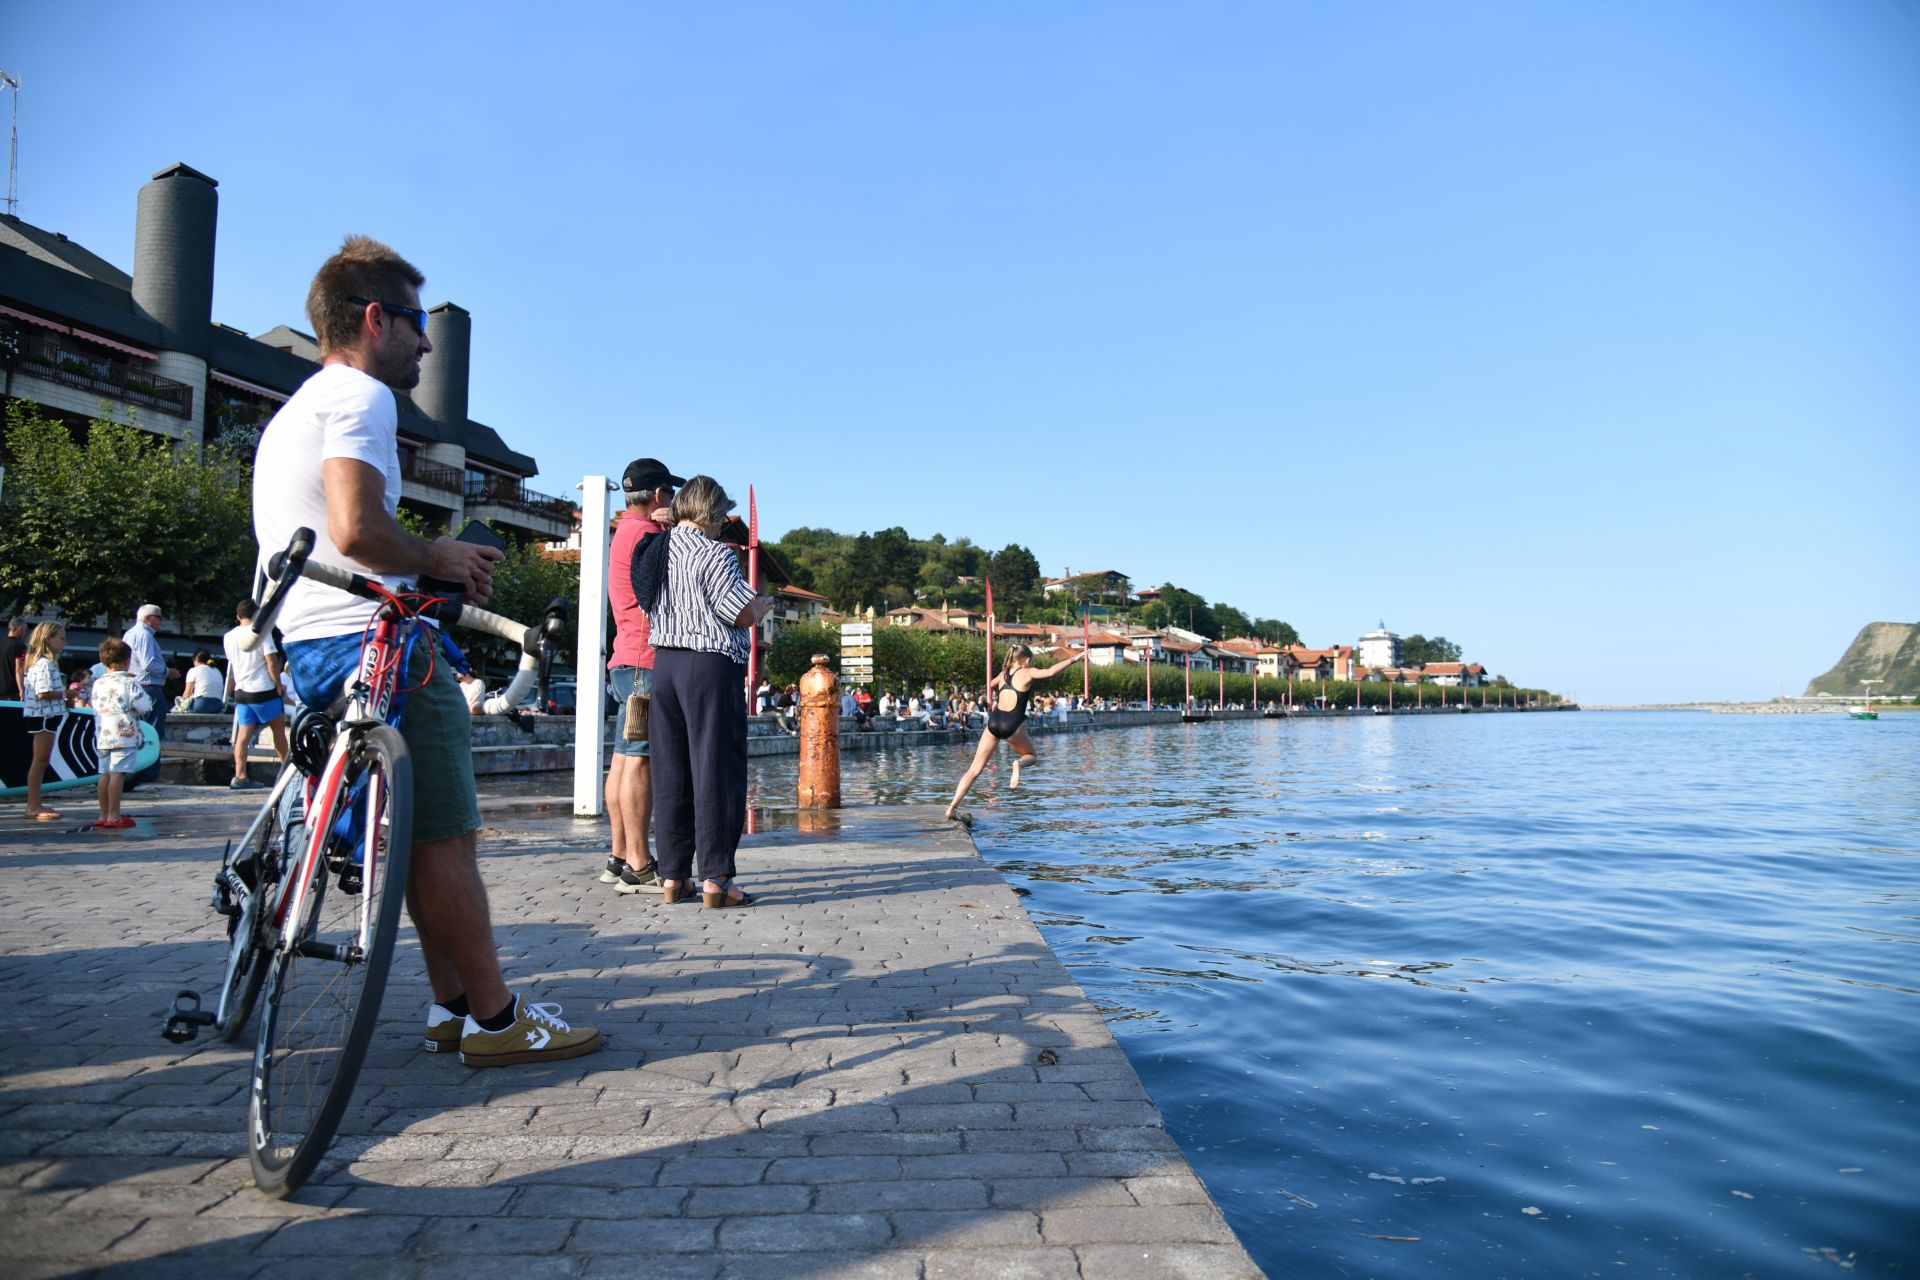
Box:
[1,162,570,545]
[874,597,1489,687]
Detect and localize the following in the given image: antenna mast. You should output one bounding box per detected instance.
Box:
[0,70,17,217]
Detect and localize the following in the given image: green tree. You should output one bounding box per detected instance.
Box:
[464,539,580,678]
[1402,634,1464,666]
[765,622,840,686]
[1152,584,1216,639]
[1253,617,1300,647]
[989,543,1041,610]
[870,526,918,609]
[1213,603,1253,639]
[768,526,850,594]
[0,401,254,630]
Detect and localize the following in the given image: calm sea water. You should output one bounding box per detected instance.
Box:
[746,711,1919,1278]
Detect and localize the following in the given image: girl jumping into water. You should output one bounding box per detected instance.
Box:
[944,644,1087,821]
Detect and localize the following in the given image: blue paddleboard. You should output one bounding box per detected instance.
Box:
[0,701,163,796]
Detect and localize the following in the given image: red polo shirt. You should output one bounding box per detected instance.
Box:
[607,509,662,670]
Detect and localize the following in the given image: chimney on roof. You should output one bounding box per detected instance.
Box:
[417,302,470,427]
[132,163,218,359]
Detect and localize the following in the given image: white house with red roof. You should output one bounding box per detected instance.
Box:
[1281,645,1337,681]
[770,584,830,629]
[1419,662,1486,687]
[1079,630,1136,666]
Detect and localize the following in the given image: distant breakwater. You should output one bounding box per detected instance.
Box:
[1594,701,1906,714]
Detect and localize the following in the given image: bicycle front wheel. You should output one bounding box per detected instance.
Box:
[247,725,412,1198]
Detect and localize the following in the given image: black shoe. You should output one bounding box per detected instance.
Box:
[613,860,660,895]
[597,855,623,884]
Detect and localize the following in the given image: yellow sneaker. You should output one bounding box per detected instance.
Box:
[459,996,604,1067]
[423,1004,464,1053]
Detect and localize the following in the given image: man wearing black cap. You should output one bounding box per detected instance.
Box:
[601,457,685,893]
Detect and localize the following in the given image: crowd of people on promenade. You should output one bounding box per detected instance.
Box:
[3,231,1098,1074]
[814,682,1110,734]
[6,598,294,825]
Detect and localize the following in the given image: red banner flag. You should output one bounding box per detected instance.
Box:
[1082,610,1091,700]
[746,486,760,715]
[985,577,995,692]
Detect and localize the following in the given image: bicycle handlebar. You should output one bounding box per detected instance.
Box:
[242,528,564,659]
[243,528,315,651]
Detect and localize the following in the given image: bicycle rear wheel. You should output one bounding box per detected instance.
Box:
[216,778,305,1043]
[247,725,412,1197]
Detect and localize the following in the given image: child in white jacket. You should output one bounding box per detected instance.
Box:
[90,637,151,831]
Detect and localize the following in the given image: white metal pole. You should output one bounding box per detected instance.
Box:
[573,475,615,816]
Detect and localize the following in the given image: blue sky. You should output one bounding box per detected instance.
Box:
[10,1,1917,703]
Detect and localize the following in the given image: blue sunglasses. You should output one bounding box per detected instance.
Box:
[347,296,428,337]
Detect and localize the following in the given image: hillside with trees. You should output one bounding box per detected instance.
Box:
[767,525,1295,640]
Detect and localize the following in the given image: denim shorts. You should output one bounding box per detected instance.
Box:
[283,631,480,844]
[100,747,137,775]
[609,665,652,759]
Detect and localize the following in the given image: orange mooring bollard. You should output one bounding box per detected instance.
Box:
[797,654,841,809]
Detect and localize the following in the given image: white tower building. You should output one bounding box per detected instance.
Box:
[1358,622,1401,670]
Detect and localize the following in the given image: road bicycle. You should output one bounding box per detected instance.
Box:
[163,528,566,1197]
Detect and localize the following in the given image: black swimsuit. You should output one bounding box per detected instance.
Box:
[986,674,1032,740]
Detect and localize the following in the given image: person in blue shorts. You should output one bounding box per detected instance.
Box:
[221,599,289,789]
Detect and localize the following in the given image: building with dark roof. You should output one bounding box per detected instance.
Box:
[1,162,571,541]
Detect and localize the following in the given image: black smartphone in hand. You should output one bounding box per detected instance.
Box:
[453,520,506,553]
[419,521,506,597]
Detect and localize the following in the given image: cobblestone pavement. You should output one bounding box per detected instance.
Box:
[0,786,1261,1278]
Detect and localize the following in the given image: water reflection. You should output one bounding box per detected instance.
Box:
[743,712,1920,1277]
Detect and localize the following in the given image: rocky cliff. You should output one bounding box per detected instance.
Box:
[1804,622,1920,697]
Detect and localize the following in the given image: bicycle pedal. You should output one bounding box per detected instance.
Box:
[162,990,216,1044]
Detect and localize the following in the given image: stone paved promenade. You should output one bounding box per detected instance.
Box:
[0,786,1261,1279]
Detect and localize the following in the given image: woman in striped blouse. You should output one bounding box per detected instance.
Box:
[646,476,773,908]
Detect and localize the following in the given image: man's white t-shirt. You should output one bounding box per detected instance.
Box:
[222,623,281,696]
[252,364,409,643]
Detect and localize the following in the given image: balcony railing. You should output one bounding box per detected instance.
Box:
[465,475,573,523]
[13,330,193,418]
[401,454,464,494]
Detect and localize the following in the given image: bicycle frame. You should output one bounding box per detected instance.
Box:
[272,606,410,954]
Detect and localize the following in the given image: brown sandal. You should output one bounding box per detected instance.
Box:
[701,878,754,910]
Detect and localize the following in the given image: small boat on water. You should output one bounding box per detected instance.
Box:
[1849,680,1881,720]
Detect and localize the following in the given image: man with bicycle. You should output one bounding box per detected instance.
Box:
[251,235,601,1067]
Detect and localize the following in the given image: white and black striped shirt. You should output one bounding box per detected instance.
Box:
[647,525,756,663]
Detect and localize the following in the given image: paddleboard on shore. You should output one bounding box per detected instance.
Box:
[0,702,162,797]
